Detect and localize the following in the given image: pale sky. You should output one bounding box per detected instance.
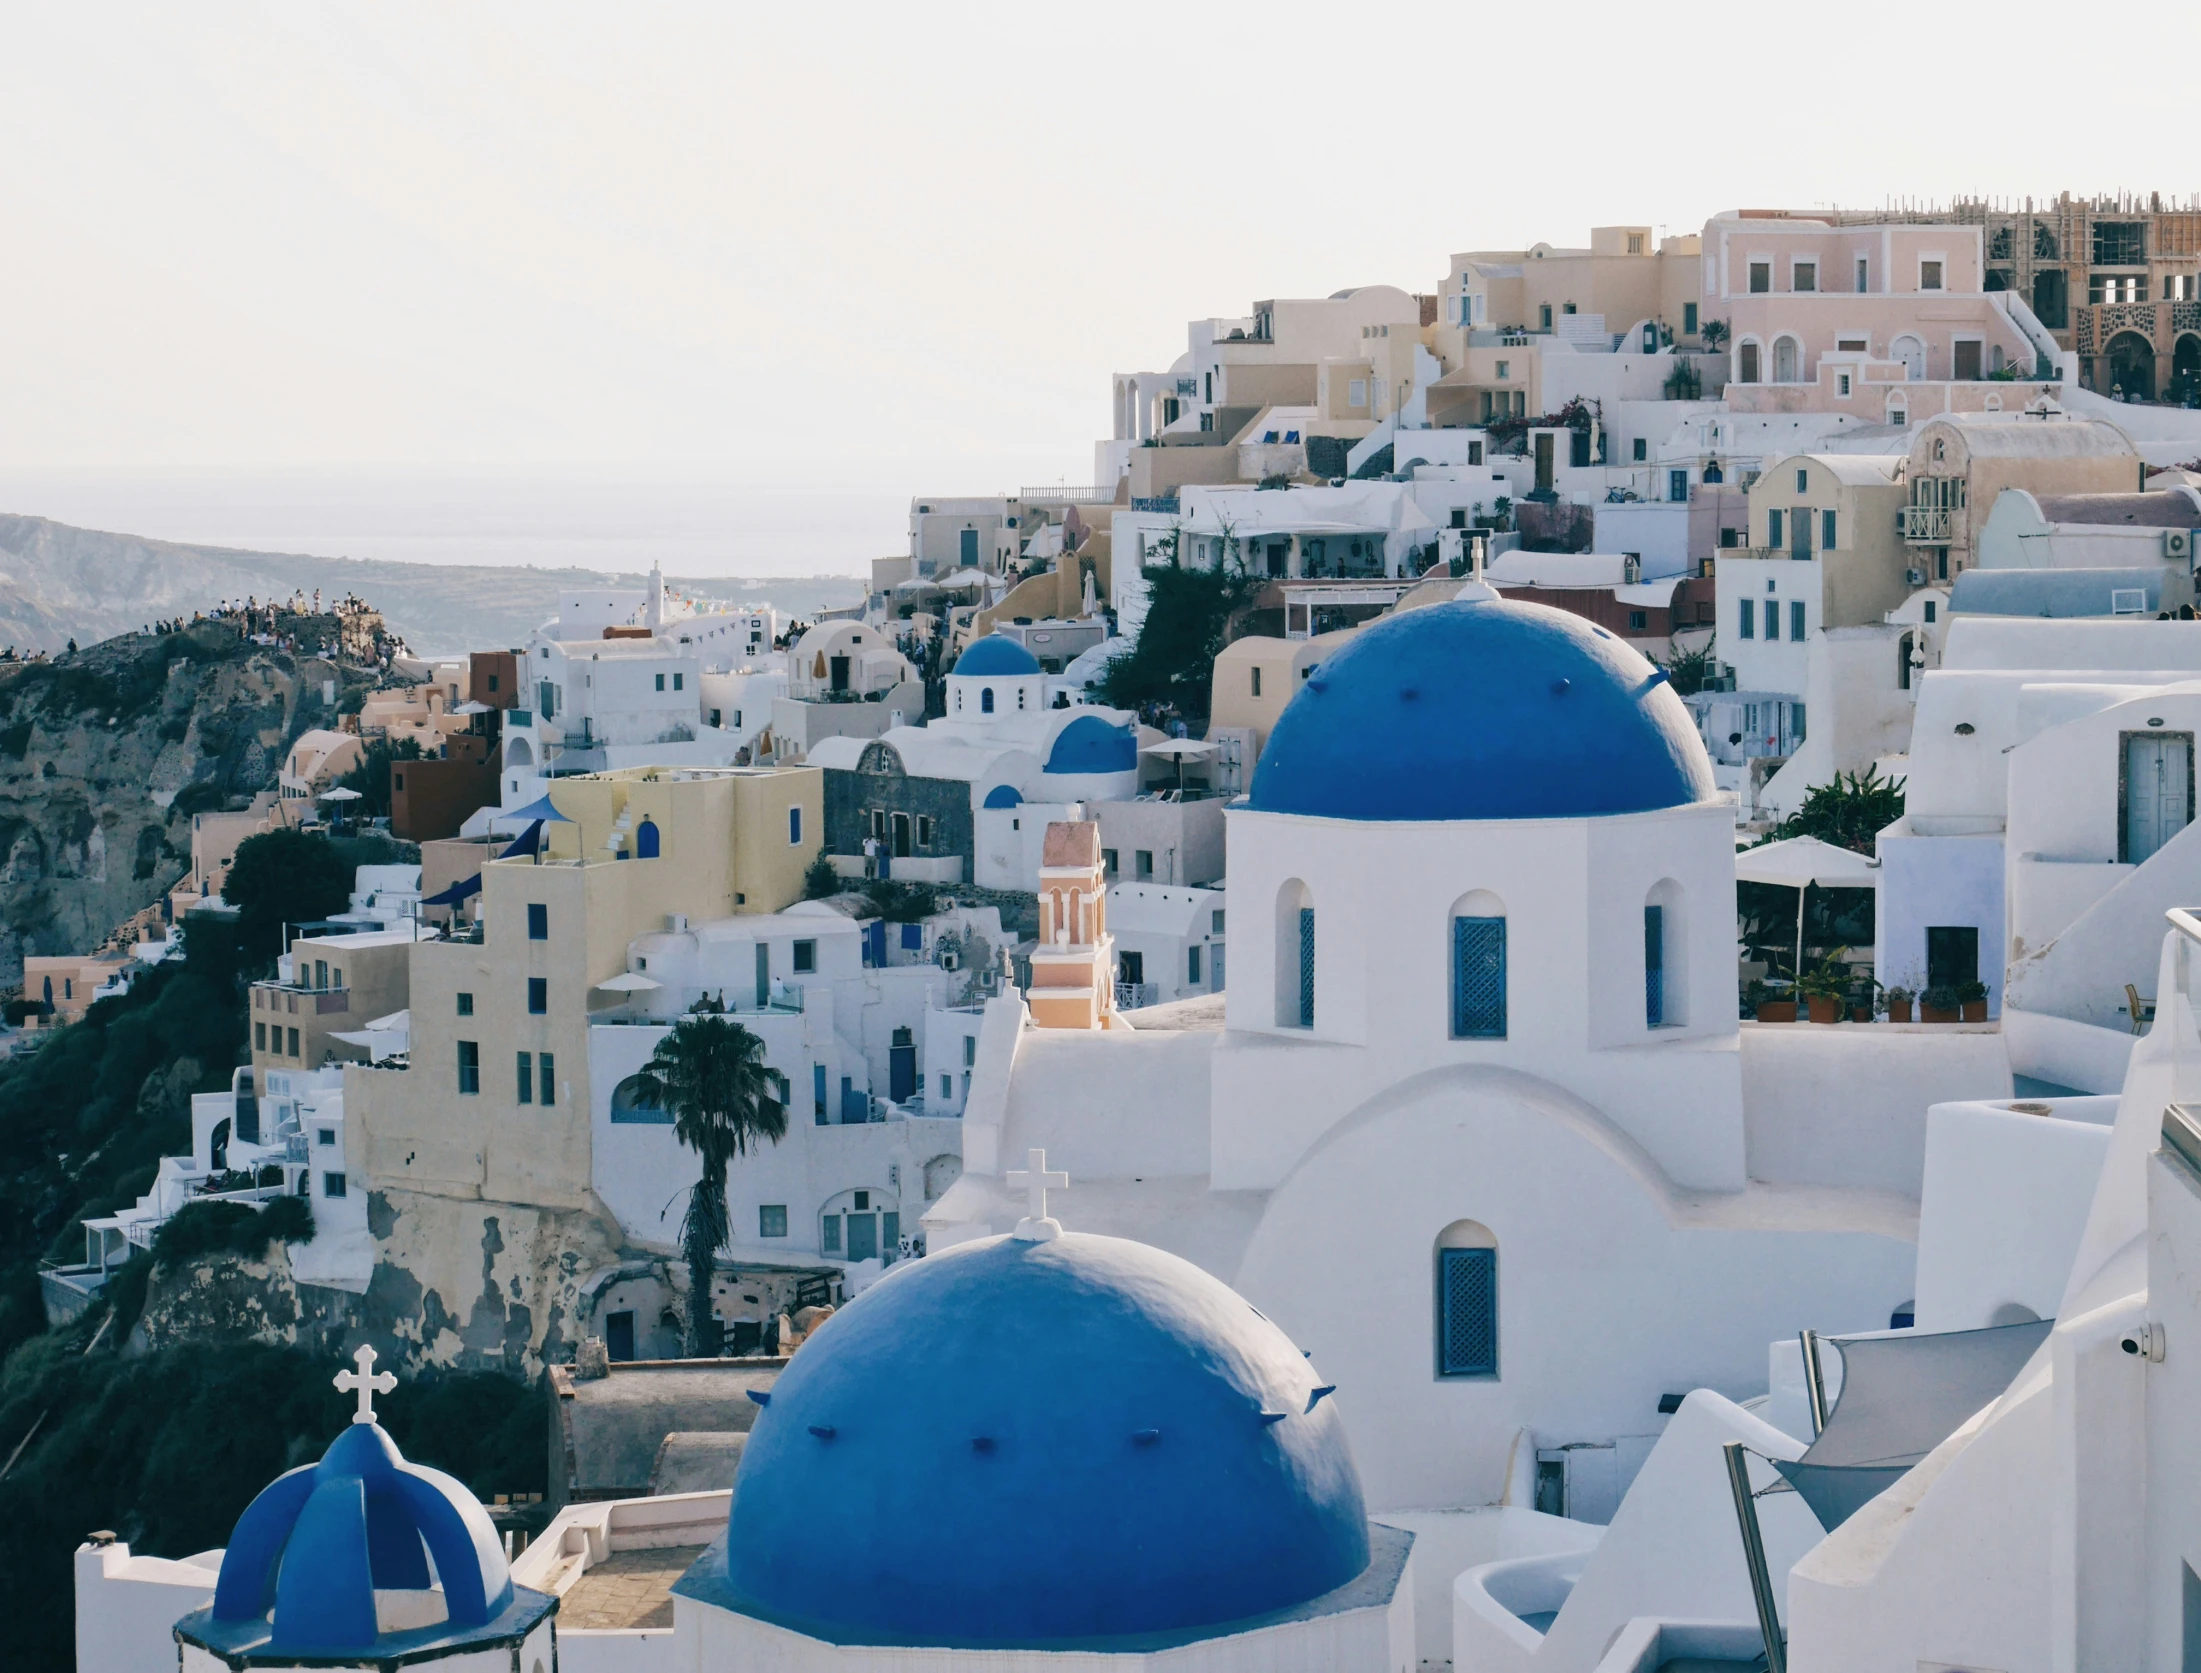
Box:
[0,1,2192,494]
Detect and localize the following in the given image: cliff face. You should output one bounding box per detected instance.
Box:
[0,620,379,984]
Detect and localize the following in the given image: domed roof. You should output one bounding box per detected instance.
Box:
[719,1232,1370,1647]
[953,634,1042,677]
[195,1386,531,1658]
[1043,713,1138,775]
[1249,596,1716,821]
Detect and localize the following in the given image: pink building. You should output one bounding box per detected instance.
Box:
[1703,213,2063,424]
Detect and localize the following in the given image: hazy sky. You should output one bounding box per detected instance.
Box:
[1,2,2195,495]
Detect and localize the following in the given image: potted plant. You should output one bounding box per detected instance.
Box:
[1848,980,1876,1024]
[1796,956,1850,1025]
[1883,985,1915,1024]
[1957,979,1990,1023]
[1919,984,1961,1024]
[1754,978,1798,1023]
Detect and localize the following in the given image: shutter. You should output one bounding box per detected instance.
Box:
[1438,1248,1498,1376]
[1452,917,1507,1039]
[1298,908,1316,1028]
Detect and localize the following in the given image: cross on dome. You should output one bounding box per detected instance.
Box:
[1006,1148,1069,1242]
[334,1343,398,1424]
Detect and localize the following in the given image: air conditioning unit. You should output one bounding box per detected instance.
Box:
[939,949,959,972]
[1905,568,1926,586]
[2165,528,2193,561]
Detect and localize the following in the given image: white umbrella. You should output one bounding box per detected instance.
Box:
[318,786,364,802]
[594,971,662,992]
[1140,739,1219,760]
[453,700,493,715]
[1736,836,1878,981]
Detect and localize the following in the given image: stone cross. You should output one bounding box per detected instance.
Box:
[1006,1148,1069,1243]
[334,1344,398,1425]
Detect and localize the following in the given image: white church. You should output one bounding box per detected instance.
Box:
[81,592,2199,1673]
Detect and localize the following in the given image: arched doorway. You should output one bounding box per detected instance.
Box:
[2173,334,2201,406]
[1773,337,1800,383]
[1891,335,1926,381]
[210,1116,231,1171]
[1737,341,1760,384]
[634,818,660,858]
[2106,331,2156,402]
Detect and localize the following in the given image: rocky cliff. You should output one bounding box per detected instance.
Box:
[0,619,381,984]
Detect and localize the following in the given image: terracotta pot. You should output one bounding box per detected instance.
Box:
[1850,1005,1873,1023]
[1886,998,1914,1023]
[1807,994,1841,1024]
[1961,1000,1989,1022]
[1756,1000,1798,1023]
[1921,1003,1960,1024]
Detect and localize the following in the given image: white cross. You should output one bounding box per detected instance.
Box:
[334,1344,398,1425]
[1006,1148,1069,1243]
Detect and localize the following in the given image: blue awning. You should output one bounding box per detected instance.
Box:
[500,793,574,824]
[422,874,482,908]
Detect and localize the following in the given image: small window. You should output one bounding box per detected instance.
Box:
[1102,848,1119,874]
[1452,916,1507,1039]
[1212,909,1226,933]
[1795,467,1808,493]
[940,1073,953,1099]
[1251,666,1262,697]
[673,672,684,691]
[1135,850,1154,880]
[963,1035,977,1067]
[655,673,666,691]
[1628,610,1648,632]
[1494,360,1509,379]
[1822,509,1838,550]
[1767,509,1784,549]
[456,991,474,1017]
[457,1041,480,1095]
[1437,1246,1498,1377]
[1856,257,1869,291]
[822,1215,841,1254]
[1920,260,1944,291]
[789,806,803,845]
[323,1172,347,1199]
[254,1021,267,1050]
[917,816,934,846]
[793,939,817,974]
[287,1028,299,1057]
[1683,302,1698,334]
[527,903,548,940]
[1748,261,1770,294]
[516,1052,534,1105]
[540,1052,555,1106]
[1740,599,1756,639]
[527,977,547,1015]
[759,1204,788,1238]
[1188,946,1203,986]
[1632,437,1647,462]
[1348,379,1368,408]
[1791,601,1807,640]
[1837,372,1852,397]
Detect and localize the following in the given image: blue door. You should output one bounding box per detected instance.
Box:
[634,818,660,858]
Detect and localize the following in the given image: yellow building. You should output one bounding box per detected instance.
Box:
[1208,629,1362,761]
[347,764,821,1213]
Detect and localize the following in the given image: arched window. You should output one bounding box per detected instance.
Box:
[1435,1220,1498,1378]
[1275,879,1314,1028]
[1898,630,1915,690]
[1450,890,1506,1039]
[609,1074,672,1124]
[634,818,661,859]
[1773,336,1800,383]
[981,686,995,714]
[1737,341,1761,384]
[1644,878,1687,1028]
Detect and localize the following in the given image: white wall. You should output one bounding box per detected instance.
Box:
[1589,502,1691,576]
[75,1542,220,1673]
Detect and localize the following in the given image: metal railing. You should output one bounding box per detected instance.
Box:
[1019,486,1114,503]
[1114,981,1159,1011]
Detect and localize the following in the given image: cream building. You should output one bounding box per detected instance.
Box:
[347,765,821,1214]
[1897,410,2142,582]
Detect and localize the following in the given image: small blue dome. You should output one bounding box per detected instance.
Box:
[1250,596,1716,821]
[720,1233,1371,1647]
[1044,714,1138,775]
[198,1418,523,1656]
[982,783,1024,808]
[953,634,1042,677]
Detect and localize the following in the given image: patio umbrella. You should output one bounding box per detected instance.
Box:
[593,971,662,992]
[1141,737,1218,793]
[1736,836,1878,980]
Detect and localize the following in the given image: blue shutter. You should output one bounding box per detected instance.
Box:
[1644,905,1665,1028]
[1438,1247,1498,1376]
[1452,917,1507,1039]
[1298,908,1316,1028]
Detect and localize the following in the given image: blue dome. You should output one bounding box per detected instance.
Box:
[1044,714,1138,775]
[954,634,1042,677]
[192,1417,535,1658]
[982,783,1024,808]
[1250,596,1716,821]
[718,1233,1370,1647]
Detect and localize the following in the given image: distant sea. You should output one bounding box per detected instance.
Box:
[0,470,913,580]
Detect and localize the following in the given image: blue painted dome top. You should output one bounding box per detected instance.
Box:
[718,1232,1371,1648]
[953,634,1042,677]
[982,782,1024,808]
[1044,713,1138,775]
[1249,596,1716,821]
[190,1403,537,1659]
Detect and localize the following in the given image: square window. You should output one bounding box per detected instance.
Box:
[1920,260,1944,291]
[527,903,548,940]
[317,1127,335,1146]
[1628,610,1648,631]
[323,1172,347,1199]
[456,991,474,1016]
[1102,848,1119,875]
[759,1204,788,1238]
[1748,261,1770,294]
[1793,261,1816,292]
[793,939,817,974]
[527,977,547,1014]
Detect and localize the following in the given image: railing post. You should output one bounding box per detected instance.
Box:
[1723,1441,1786,1673]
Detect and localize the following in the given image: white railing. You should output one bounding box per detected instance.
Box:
[1019,486,1114,503]
[1901,506,1953,542]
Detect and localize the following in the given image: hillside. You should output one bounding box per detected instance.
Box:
[0,514,864,657]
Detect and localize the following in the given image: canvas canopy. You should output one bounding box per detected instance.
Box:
[1734,835,1878,890]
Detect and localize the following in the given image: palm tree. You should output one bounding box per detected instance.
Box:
[631,1015,787,1355]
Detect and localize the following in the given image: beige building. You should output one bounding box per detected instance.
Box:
[166,795,278,917]
[1208,629,1361,761]
[347,765,821,1214]
[1026,821,1122,1031]
[1440,227,1706,346]
[1898,412,2143,582]
[20,951,132,1027]
[278,728,365,820]
[250,928,418,1073]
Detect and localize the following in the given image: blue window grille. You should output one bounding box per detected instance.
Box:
[1644,905,1665,1028]
[1452,917,1507,1039]
[1437,1247,1498,1377]
[1298,908,1316,1028]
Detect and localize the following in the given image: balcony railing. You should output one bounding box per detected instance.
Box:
[1900,506,1953,543]
[1114,981,1158,1011]
[1019,486,1114,504]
